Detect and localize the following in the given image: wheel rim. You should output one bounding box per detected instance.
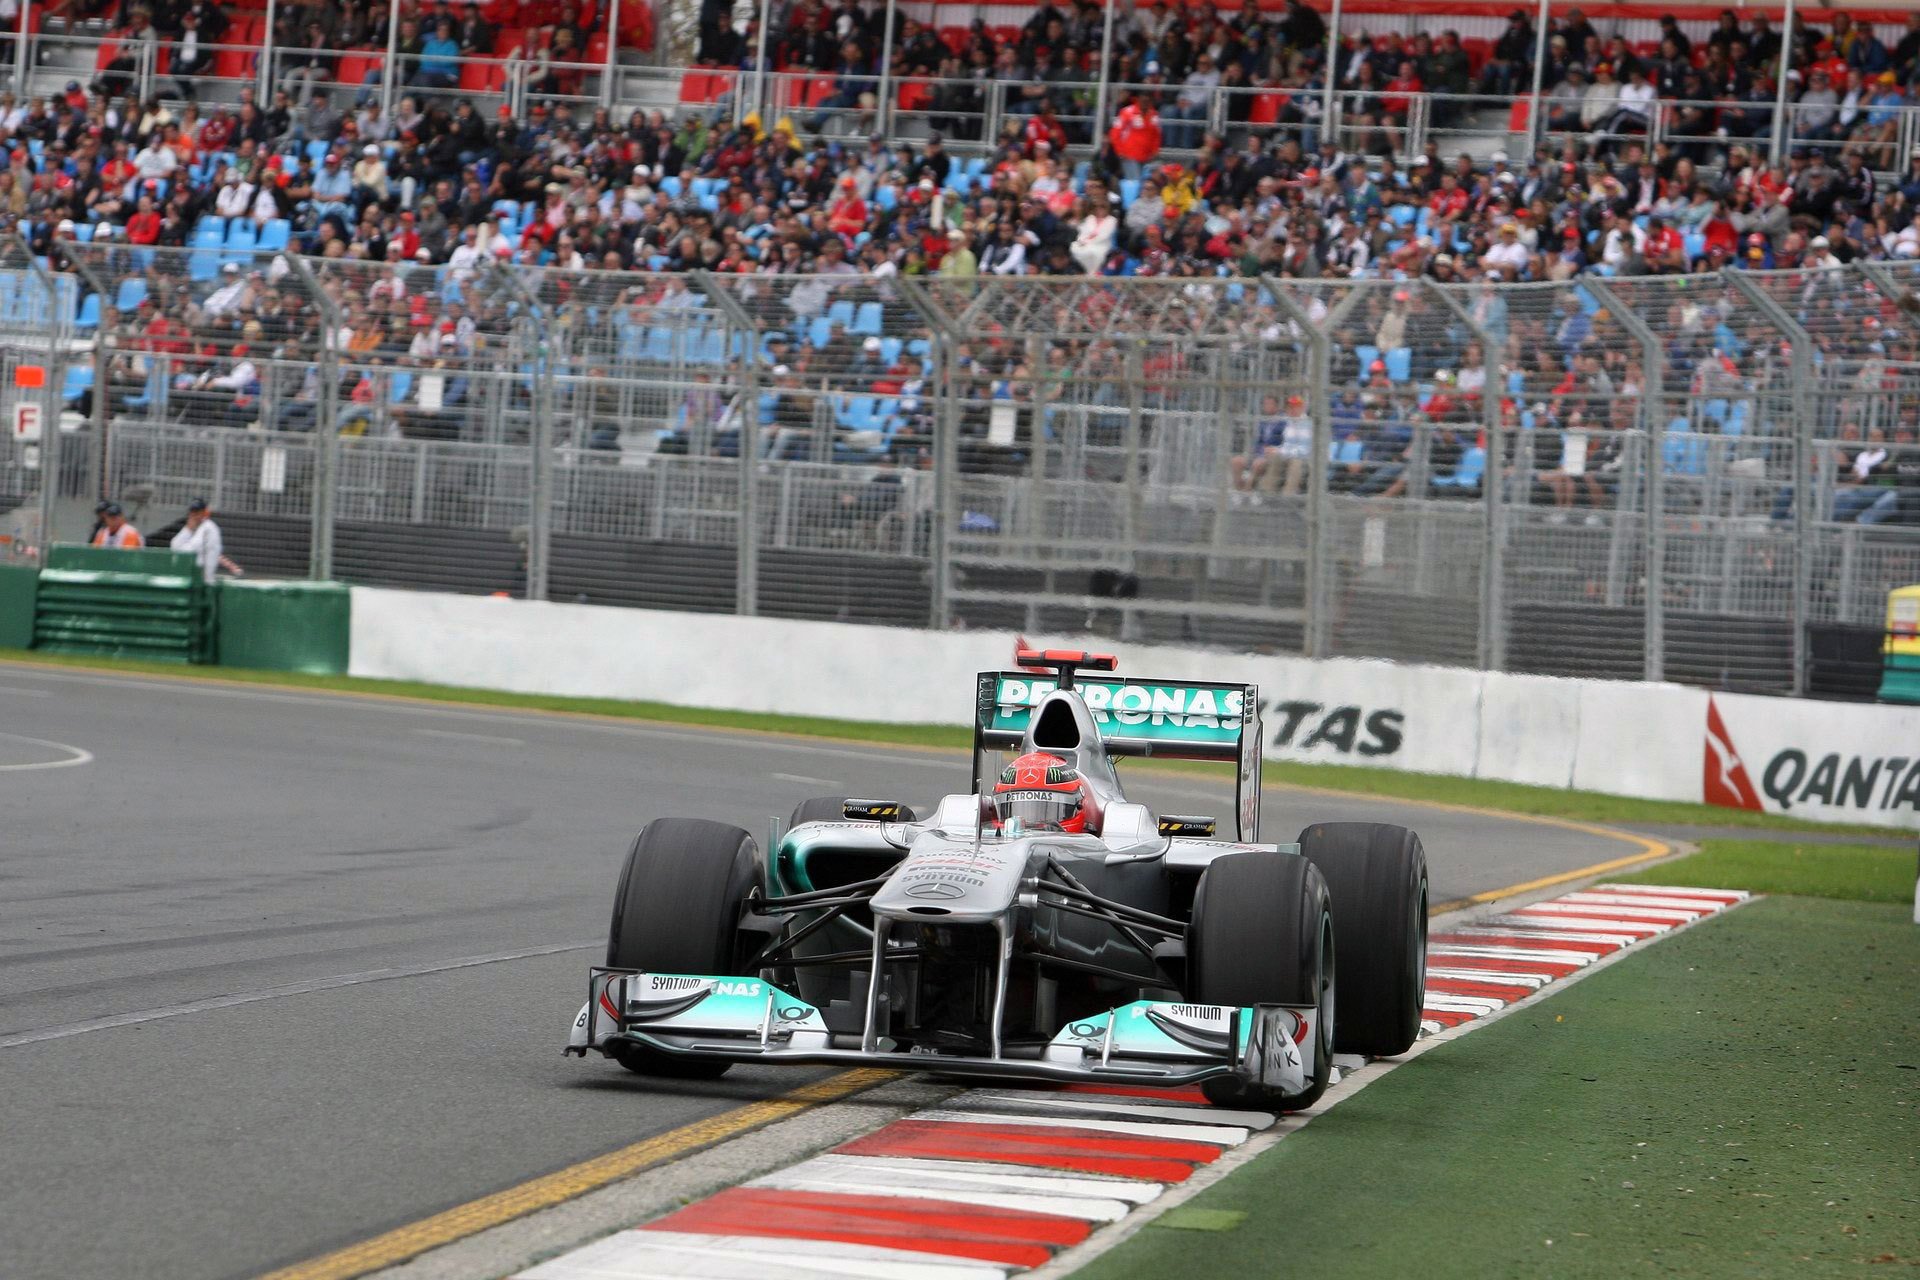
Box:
[1411,876,1428,1009]
[1317,910,1336,1068]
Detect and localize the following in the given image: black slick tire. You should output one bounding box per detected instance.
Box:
[1298,821,1428,1058]
[605,817,759,1079]
[1187,851,1335,1111]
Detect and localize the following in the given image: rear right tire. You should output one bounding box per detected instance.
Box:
[604,817,760,1080]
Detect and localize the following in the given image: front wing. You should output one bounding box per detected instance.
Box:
[565,969,1316,1095]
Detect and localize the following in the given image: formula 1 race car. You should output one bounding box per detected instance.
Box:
[566,650,1428,1109]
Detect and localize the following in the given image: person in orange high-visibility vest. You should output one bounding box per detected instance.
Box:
[91,503,145,548]
[1109,91,1162,181]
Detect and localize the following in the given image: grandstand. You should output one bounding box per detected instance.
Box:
[1,0,1918,701]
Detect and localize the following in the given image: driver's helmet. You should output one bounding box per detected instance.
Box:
[992,751,1088,832]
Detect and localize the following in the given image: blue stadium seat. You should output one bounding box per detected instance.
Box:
[116,278,148,312]
[827,300,855,328]
[192,216,226,245]
[1120,178,1141,206]
[879,336,903,366]
[874,184,898,212]
[62,364,93,404]
[389,373,412,403]
[1385,348,1412,382]
[645,327,675,362]
[1353,344,1380,378]
[658,176,683,198]
[850,302,883,336]
[1663,426,1706,475]
[75,294,100,329]
[1435,446,1485,489]
[306,140,330,166]
[808,316,834,348]
[255,219,291,251]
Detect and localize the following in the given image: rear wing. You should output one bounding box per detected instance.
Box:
[972,664,1264,842]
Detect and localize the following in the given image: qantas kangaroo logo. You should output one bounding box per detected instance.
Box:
[1703,696,1763,812]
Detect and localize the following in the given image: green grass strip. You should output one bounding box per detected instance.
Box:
[1614,839,1918,905]
[0,646,1894,836]
[1075,896,1920,1280]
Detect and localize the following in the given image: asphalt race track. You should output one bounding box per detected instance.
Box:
[1,661,1642,1280]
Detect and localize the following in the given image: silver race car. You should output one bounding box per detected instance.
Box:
[566,650,1428,1110]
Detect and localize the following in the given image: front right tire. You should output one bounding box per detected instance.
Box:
[1187,852,1336,1111]
[605,817,760,1079]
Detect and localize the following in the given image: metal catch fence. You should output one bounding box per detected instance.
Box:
[6,241,1919,698]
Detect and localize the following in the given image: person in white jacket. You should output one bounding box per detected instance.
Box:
[169,498,241,583]
[1070,197,1118,275]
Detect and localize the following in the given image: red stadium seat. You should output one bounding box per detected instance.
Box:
[481,0,519,23]
[495,26,528,57]
[898,81,931,112]
[804,75,835,106]
[1249,92,1282,125]
[337,52,376,87]
[460,59,506,92]
[679,70,719,103]
[585,32,608,63]
[1508,100,1530,131]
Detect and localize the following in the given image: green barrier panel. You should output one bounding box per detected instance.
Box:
[216,579,350,674]
[0,563,37,650]
[32,547,213,664]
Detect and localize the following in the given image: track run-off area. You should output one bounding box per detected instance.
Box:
[0,659,1669,1280]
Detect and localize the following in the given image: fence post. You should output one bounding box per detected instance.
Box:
[66,248,114,506]
[484,261,553,602]
[1726,269,1813,697]
[1584,278,1664,683]
[284,253,339,580]
[896,277,961,630]
[702,271,759,616]
[1424,277,1504,671]
[1262,279,1323,657]
[1269,277,1366,659]
[17,241,65,555]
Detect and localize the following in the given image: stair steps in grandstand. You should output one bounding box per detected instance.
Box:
[31,546,214,664]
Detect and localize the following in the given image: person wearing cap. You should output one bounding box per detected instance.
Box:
[352,143,390,214]
[1231,393,1315,495]
[90,503,145,549]
[169,499,241,583]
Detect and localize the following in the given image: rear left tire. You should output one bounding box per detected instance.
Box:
[1298,822,1428,1058]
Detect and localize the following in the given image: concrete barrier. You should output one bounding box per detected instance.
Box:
[349,587,1920,831]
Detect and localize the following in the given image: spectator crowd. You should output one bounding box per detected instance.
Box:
[0,0,1916,523]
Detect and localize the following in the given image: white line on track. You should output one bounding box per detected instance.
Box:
[0,731,93,772]
[772,772,841,787]
[0,665,960,769]
[413,727,528,746]
[0,684,52,697]
[0,940,595,1048]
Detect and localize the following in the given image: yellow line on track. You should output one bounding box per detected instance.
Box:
[254,1068,895,1280]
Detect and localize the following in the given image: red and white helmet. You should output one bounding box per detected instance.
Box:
[991,751,1088,833]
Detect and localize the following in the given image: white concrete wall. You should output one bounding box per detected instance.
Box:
[350,588,1920,830]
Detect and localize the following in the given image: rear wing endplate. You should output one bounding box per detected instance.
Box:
[972,670,1264,842]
